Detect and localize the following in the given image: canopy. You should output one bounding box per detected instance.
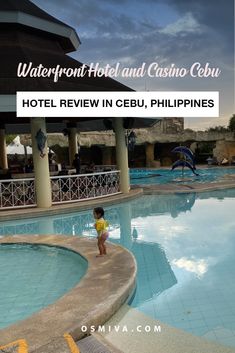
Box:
[7,136,32,155]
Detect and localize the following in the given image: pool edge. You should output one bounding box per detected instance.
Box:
[0,235,137,352]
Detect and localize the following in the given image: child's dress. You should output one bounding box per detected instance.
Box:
[94,218,109,239]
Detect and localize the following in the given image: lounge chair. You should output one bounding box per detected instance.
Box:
[231,156,235,165]
[221,158,229,166]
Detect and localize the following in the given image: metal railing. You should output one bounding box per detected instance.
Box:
[51,170,121,204]
[0,170,121,209]
[0,178,36,209]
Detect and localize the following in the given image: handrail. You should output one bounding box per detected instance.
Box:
[51,170,121,205]
[0,177,35,183]
[0,170,121,209]
[50,170,121,179]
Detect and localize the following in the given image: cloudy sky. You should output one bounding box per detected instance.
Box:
[33,0,234,130]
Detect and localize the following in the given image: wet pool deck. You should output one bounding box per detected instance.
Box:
[0,236,136,352]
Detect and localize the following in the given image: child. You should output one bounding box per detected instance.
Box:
[93,207,109,257]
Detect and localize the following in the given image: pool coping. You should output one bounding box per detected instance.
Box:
[0,188,143,221]
[0,235,137,352]
[133,180,235,195]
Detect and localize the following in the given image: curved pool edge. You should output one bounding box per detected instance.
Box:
[0,235,137,352]
[134,180,235,195]
[0,189,143,222]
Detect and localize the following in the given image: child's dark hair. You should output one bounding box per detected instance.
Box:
[94,207,104,217]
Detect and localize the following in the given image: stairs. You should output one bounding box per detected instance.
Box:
[76,335,123,353]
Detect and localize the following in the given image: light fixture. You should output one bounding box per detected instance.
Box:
[126,130,136,151]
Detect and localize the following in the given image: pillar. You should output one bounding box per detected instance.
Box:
[68,127,78,166]
[145,143,155,167]
[0,128,8,169]
[114,117,130,193]
[30,117,52,208]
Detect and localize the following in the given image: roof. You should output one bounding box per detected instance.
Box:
[0,0,68,27]
[0,1,157,131]
[0,28,134,94]
[0,0,80,52]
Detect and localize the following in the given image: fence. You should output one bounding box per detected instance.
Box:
[51,170,121,204]
[0,170,121,209]
[0,178,36,209]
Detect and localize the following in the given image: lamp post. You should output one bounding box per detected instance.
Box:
[127,130,137,151]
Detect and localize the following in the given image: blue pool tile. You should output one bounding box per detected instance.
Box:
[189,319,208,329]
[191,327,209,336]
[214,328,235,339]
[202,331,218,341]
[185,311,205,321]
[222,315,235,325]
[219,336,235,348]
[1,190,235,349]
[204,317,223,327]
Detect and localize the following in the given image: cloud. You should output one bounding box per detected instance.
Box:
[172,257,210,277]
[159,12,203,36]
[32,0,234,128]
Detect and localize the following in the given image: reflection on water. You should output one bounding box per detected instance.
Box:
[130,167,235,185]
[1,189,235,346]
[0,192,198,236]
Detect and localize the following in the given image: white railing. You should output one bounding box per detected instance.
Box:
[0,178,36,209]
[0,171,121,209]
[51,170,121,204]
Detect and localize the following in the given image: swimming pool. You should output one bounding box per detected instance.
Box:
[0,189,235,348]
[0,244,87,329]
[130,167,235,185]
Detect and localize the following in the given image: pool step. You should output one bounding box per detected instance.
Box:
[0,334,122,353]
[97,304,235,353]
[77,334,123,353]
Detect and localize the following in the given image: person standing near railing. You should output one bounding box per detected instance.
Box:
[24,158,34,173]
[72,153,80,175]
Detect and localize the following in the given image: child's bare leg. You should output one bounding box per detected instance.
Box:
[101,238,107,255]
[97,239,103,256]
[102,242,107,255]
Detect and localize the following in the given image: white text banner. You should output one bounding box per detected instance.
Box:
[16,91,219,118]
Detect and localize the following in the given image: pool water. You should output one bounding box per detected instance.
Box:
[130,167,235,185]
[1,189,235,347]
[0,244,87,329]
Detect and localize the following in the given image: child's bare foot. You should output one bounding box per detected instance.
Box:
[96,254,104,257]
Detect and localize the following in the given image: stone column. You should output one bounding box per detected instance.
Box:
[0,127,8,170]
[145,143,155,167]
[30,117,52,208]
[114,117,130,193]
[68,126,78,166]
